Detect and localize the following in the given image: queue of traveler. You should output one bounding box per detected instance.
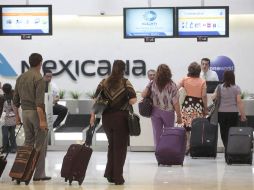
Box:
[0,55,247,185]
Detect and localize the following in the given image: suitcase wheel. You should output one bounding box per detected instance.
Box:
[25,181,29,185]
[12,178,14,181]
[78,181,82,186]
[69,179,72,185]
[16,180,21,185]
[65,178,68,182]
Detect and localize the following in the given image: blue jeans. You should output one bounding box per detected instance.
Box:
[2,125,17,152]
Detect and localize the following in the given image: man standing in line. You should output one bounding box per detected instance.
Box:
[13,53,51,181]
[200,58,219,81]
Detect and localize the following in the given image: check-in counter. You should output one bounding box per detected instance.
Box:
[242,98,254,126]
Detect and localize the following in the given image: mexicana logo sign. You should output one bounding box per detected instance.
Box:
[0,53,17,77]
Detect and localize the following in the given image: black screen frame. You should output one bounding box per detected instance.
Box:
[0,4,52,36]
[175,6,229,38]
[123,7,175,39]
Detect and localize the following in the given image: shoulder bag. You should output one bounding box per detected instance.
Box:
[128,106,141,136]
[92,89,109,115]
[138,82,153,117]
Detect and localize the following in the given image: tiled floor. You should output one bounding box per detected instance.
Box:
[0,151,254,190]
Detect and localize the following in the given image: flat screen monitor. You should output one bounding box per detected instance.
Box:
[0,5,52,35]
[176,6,229,37]
[123,7,175,38]
[206,81,222,93]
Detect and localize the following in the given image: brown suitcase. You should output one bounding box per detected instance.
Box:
[9,145,40,185]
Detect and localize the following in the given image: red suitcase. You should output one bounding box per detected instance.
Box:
[61,123,96,185]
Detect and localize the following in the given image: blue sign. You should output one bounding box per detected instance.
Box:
[210,56,234,81]
[0,53,17,77]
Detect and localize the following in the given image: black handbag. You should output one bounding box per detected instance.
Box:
[138,98,153,118]
[92,90,109,115]
[138,82,153,117]
[128,106,141,136]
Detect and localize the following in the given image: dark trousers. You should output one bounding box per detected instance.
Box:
[218,112,238,148]
[102,111,129,183]
[2,125,17,152]
[53,103,68,128]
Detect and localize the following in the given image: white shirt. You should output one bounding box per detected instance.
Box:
[49,81,59,99]
[200,70,219,81]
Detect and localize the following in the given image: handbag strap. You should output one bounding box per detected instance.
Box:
[147,81,153,97]
[123,79,134,114]
[216,84,221,107]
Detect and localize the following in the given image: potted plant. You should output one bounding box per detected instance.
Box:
[70,91,81,99]
[59,89,66,99]
[85,90,96,99]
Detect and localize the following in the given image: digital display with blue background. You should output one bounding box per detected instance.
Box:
[2,7,50,34]
[177,8,227,37]
[124,8,174,38]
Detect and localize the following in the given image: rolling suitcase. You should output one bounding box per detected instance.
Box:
[226,127,253,165]
[0,123,23,178]
[61,122,97,185]
[190,118,218,158]
[9,145,40,185]
[155,127,186,166]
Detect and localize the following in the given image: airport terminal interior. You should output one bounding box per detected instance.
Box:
[1,0,254,190]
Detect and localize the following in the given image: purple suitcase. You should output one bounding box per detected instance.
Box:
[155,127,186,166]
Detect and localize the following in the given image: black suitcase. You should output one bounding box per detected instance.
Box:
[226,127,253,165]
[0,123,22,178]
[61,121,97,185]
[190,118,218,158]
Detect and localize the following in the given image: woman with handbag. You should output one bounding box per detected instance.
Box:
[213,70,246,152]
[141,64,182,149]
[90,60,137,185]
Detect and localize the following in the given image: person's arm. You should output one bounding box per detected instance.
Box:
[201,83,208,116]
[210,86,218,101]
[177,78,184,90]
[37,106,47,130]
[129,98,137,105]
[237,95,247,121]
[141,82,152,98]
[126,80,137,105]
[173,101,182,124]
[13,79,21,124]
[36,78,48,130]
[90,81,104,126]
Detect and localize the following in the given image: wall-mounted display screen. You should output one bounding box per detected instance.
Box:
[124,7,175,38]
[0,5,52,35]
[176,6,229,37]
